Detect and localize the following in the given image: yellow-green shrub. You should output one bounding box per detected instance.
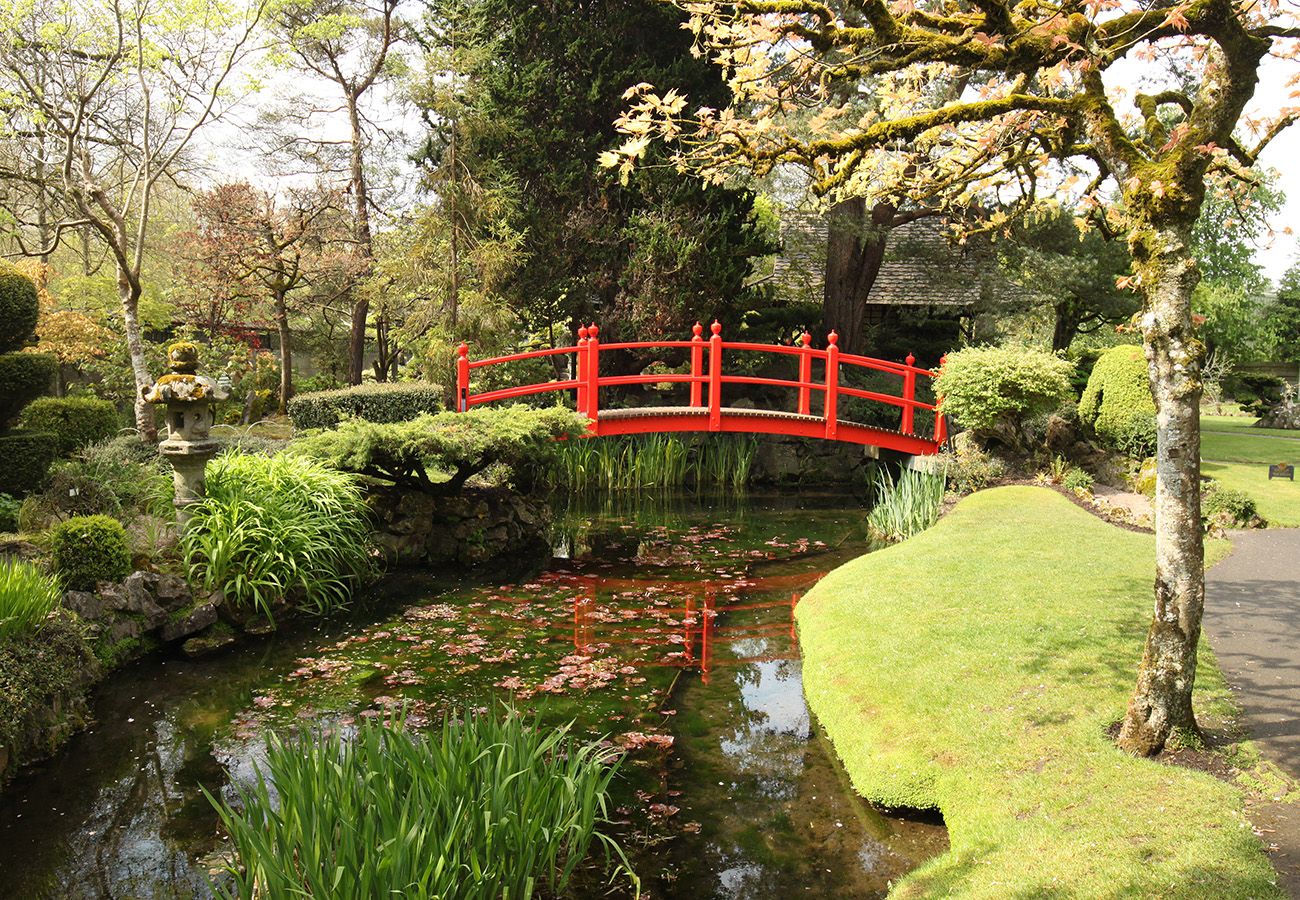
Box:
[49,514,132,590]
[1079,345,1156,457]
[934,347,1074,434]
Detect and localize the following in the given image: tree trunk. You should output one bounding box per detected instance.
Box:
[1051,303,1079,353]
[275,291,293,416]
[119,269,155,441]
[346,94,375,385]
[822,198,891,355]
[1118,229,1205,755]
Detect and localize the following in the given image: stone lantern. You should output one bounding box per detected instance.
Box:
[142,341,229,528]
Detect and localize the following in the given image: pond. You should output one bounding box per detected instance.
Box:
[0,491,946,899]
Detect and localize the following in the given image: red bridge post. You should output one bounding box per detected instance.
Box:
[798,330,813,416]
[902,352,916,434]
[933,353,948,444]
[824,331,839,439]
[690,322,704,408]
[456,343,470,412]
[708,321,723,431]
[575,325,589,417]
[586,324,600,423]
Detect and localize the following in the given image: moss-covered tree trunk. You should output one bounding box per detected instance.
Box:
[1117,224,1205,755]
[118,271,155,442]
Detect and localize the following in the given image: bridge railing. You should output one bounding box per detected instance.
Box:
[455,321,947,443]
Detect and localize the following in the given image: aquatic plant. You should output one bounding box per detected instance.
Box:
[865,465,945,542]
[0,558,62,642]
[206,710,636,900]
[553,433,757,492]
[182,452,375,620]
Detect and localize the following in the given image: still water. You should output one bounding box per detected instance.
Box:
[0,491,945,899]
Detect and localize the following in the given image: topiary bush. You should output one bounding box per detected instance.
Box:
[0,431,58,497]
[0,353,57,426]
[287,382,445,431]
[0,259,39,353]
[934,347,1074,446]
[1078,345,1157,458]
[49,514,132,590]
[17,396,121,457]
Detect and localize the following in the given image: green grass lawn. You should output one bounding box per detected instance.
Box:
[797,486,1280,898]
[1198,414,1300,526]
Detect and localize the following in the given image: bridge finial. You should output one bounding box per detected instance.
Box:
[457,342,469,358]
[710,320,722,336]
[692,322,703,339]
[906,351,915,366]
[827,330,839,346]
[800,330,812,347]
[577,324,588,340]
[588,323,599,338]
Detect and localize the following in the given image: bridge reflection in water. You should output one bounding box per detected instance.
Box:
[561,572,815,685]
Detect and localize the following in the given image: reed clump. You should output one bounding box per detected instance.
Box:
[554,433,756,492]
[207,710,636,899]
[866,465,946,542]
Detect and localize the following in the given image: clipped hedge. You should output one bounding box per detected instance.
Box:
[1079,344,1157,458]
[934,347,1074,434]
[0,431,58,496]
[17,397,121,457]
[49,514,132,591]
[288,382,445,431]
[0,353,56,426]
[0,259,39,353]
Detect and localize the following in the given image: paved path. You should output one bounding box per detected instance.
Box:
[1203,530,1300,893]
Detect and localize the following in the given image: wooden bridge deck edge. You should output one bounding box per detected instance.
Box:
[594,406,941,455]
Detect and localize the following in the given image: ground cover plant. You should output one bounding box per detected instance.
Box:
[183,452,375,620]
[797,487,1279,897]
[207,710,634,899]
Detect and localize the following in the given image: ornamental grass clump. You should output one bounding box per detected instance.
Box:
[0,558,62,642]
[866,465,946,542]
[182,452,375,620]
[207,710,636,900]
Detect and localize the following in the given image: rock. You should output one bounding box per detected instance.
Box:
[0,538,40,562]
[1133,457,1158,497]
[159,601,219,642]
[182,624,237,658]
[369,485,552,568]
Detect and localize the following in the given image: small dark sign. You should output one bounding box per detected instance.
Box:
[1269,463,1295,481]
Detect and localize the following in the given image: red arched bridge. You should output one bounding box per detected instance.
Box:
[455,322,947,456]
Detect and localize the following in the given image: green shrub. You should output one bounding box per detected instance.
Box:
[17,397,121,456]
[34,437,172,523]
[49,514,131,590]
[866,465,946,541]
[935,347,1074,437]
[0,260,38,353]
[0,430,58,496]
[183,452,375,620]
[287,381,446,431]
[1078,345,1157,458]
[939,446,1007,495]
[294,405,587,493]
[0,558,62,642]
[1204,483,1259,527]
[0,353,57,425]
[0,493,18,533]
[206,710,634,900]
[1062,467,1095,493]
